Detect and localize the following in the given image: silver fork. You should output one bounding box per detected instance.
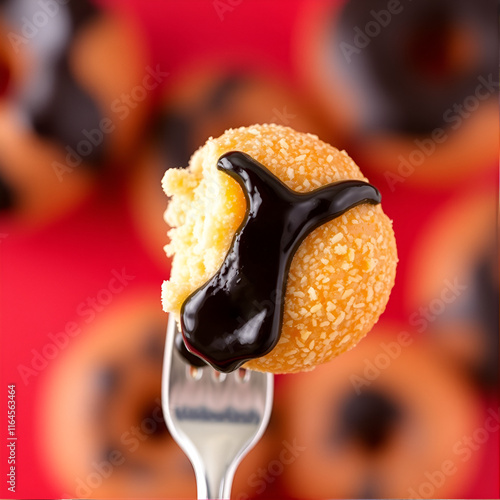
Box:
[162,315,274,499]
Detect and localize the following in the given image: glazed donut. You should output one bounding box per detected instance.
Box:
[162,124,397,373]
[294,0,498,185]
[127,64,329,266]
[0,0,149,226]
[279,325,483,499]
[40,297,196,498]
[407,187,498,390]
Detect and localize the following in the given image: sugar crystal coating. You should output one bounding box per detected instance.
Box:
[162,124,397,373]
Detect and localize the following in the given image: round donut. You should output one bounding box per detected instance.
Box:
[407,186,498,390]
[279,325,483,499]
[40,296,196,498]
[294,0,498,186]
[162,124,397,373]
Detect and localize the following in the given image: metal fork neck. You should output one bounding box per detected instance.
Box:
[195,452,233,499]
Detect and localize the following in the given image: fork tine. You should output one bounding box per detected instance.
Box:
[162,314,274,499]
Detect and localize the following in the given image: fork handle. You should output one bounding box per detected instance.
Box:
[194,453,234,499]
[196,473,232,499]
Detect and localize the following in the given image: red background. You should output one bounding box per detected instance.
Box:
[1,0,498,498]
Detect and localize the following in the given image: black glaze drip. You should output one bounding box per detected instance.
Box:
[180,151,381,372]
[335,389,402,452]
[175,331,207,368]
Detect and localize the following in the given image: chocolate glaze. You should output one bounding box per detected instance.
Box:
[174,331,207,368]
[179,151,381,372]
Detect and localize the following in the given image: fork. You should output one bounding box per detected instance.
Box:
[162,314,274,499]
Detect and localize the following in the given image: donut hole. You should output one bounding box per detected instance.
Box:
[334,0,495,134]
[403,7,476,85]
[291,0,496,184]
[280,328,483,498]
[334,388,404,453]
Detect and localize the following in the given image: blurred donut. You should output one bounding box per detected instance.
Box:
[127,64,330,265]
[0,0,149,226]
[40,296,195,498]
[40,294,278,498]
[0,102,95,226]
[295,0,497,185]
[407,186,498,390]
[280,325,482,499]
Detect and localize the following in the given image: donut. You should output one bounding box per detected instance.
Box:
[294,0,498,185]
[0,103,95,226]
[279,325,483,499]
[154,63,330,171]
[162,124,397,373]
[127,65,329,266]
[0,0,149,226]
[40,296,195,498]
[40,294,279,498]
[407,187,498,390]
